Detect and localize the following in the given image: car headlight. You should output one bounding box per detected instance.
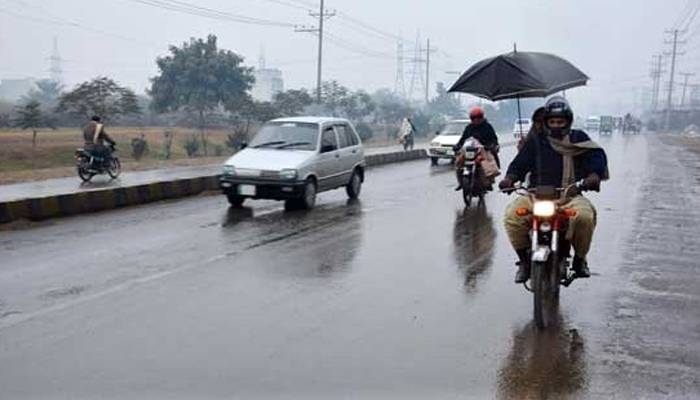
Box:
[533,201,556,217]
[430,141,440,147]
[279,169,298,180]
[223,165,235,176]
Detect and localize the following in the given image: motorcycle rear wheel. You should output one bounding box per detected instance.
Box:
[107,158,121,179]
[77,165,94,182]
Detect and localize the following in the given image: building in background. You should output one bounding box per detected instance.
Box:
[0,78,37,102]
[251,52,284,102]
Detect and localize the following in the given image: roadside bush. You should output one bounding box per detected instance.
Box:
[182,135,200,157]
[213,143,225,156]
[130,135,149,161]
[225,129,248,151]
[355,122,374,141]
[161,130,173,159]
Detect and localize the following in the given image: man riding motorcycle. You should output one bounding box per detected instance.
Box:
[453,106,500,190]
[499,96,608,283]
[83,115,116,161]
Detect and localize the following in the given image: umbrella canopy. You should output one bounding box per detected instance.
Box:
[448,51,589,101]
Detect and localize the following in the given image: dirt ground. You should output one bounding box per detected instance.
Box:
[0,127,405,184]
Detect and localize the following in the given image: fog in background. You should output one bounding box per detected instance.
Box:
[0,0,693,117]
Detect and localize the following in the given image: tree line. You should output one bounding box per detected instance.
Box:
[2,34,532,156]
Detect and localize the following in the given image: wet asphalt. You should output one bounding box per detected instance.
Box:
[0,134,698,399]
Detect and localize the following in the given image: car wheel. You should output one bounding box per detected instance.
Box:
[300,179,317,209]
[227,194,245,208]
[346,170,362,199]
[430,157,438,166]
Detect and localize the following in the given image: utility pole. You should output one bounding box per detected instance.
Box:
[679,72,695,108]
[664,29,686,129]
[295,0,335,103]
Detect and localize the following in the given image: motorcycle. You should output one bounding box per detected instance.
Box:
[506,183,586,329]
[458,138,491,208]
[75,144,121,182]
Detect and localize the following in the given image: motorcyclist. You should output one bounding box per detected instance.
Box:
[83,115,115,162]
[453,106,500,190]
[499,96,608,283]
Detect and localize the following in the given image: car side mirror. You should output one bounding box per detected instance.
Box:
[240,142,248,150]
[435,131,440,136]
[321,144,336,153]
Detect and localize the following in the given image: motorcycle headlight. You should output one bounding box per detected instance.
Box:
[223,165,235,176]
[533,201,556,217]
[279,169,298,180]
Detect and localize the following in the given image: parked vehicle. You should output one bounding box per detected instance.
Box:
[220,117,365,210]
[458,138,490,208]
[512,118,532,138]
[429,119,469,165]
[75,144,121,182]
[599,115,614,136]
[505,183,587,329]
[585,116,601,131]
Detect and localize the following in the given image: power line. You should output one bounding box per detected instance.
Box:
[125,0,296,27]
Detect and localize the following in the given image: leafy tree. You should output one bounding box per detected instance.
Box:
[273,89,313,117]
[427,82,462,118]
[13,100,53,168]
[340,90,375,120]
[149,34,255,155]
[57,76,140,122]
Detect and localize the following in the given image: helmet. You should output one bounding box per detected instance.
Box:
[543,96,573,123]
[469,106,484,119]
[91,115,102,123]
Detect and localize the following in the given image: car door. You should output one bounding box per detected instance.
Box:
[317,125,341,191]
[334,123,361,184]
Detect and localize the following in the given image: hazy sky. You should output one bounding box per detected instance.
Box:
[1,0,697,116]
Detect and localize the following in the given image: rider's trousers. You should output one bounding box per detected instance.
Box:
[503,195,597,259]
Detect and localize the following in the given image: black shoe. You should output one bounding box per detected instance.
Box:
[515,262,530,283]
[455,185,462,191]
[572,257,591,278]
[514,249,531,283]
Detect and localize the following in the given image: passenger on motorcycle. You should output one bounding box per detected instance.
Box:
[499,96,608,283]
[453,106,500,190]
[83,116,116,162]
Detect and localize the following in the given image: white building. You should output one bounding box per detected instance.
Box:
[251,54,284,102]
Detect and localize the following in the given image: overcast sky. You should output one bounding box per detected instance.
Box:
[1,0,697,116]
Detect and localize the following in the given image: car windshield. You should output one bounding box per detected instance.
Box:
[439,122,468,136]
[249,122,319,151]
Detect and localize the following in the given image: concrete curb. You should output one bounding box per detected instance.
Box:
[0,149,427,224]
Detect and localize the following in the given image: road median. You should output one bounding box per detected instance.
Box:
[0,149,427,224]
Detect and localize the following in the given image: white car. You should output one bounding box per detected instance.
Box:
[429,119,470,165]
[220,117,365,210]
[512,118,532,138]
[585,116,601,131]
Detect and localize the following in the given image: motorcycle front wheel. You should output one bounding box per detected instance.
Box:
[107,158,121,179]
[532,257,561,330]
[461,175,473,208]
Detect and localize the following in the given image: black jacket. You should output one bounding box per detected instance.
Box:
[506,130,608,187]
[455,120,499,149]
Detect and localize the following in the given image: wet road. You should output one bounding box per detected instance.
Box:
[0,134,698,399]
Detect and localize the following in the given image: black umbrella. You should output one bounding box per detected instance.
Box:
[448,50,589,135]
